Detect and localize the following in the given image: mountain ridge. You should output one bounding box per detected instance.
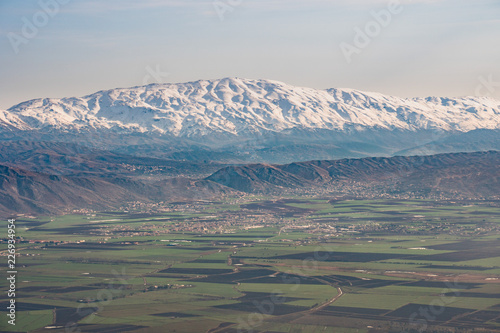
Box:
[2,150,498,215]
[1,78,499,164]
[206,150,500,198]
[0,163,237,215]
[2,78,499,137]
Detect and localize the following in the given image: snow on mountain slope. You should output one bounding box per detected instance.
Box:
[0,110,30,130]
[2,78,500,137]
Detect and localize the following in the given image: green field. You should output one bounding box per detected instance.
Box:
[1,198,500,332]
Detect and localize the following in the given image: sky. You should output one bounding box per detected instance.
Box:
[0,0,499,109]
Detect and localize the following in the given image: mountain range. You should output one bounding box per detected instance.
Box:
[207,151,500,198]
[1,151,498,216]
[1,78,499,215]
[0,163,235,216]
[1,78,499,163]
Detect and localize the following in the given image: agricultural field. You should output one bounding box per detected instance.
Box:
[1,198,500,332]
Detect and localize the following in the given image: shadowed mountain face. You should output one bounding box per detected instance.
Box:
[395,129,500,156]
[0,140,225,177]
[204,164,311,193]
[0,164,236,215]
[0,164,139,215]
[206,151,500,198]
[1,151,498,215]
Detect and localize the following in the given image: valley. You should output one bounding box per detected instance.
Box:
[1,198,500,332]
[2,1,499,332]
[0,79,499,332]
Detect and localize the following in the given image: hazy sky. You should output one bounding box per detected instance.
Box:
[1,0,499,109]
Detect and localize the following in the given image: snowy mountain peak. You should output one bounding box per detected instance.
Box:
[2,78,500,137]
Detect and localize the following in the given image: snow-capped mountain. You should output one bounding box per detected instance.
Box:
[1,78,499,163]
[2,78,500,137]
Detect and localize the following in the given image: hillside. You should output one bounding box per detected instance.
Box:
[2,151,498,215]
[207,151,500,198]
[0,165,235,216]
